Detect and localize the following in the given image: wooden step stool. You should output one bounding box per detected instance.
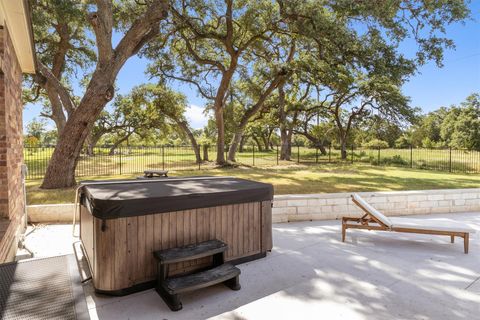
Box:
[153,239,241,311]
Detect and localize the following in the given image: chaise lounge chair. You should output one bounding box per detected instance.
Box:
[342,194,475,253]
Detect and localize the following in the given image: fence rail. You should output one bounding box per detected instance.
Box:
[23,145,480,180]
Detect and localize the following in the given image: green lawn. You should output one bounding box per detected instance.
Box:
[24,146,480,181]
[26,163,480,205]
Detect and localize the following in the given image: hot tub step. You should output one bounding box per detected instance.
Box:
[163,263,241,294]
[156,263,240,311]
[154,240,241,311]
[154,239,228,264]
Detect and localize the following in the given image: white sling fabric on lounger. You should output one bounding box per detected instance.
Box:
[352,193,476,234]
[390,217,475,233]
[351,194,392,228]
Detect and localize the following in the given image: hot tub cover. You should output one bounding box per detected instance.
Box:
[79,177,273,219]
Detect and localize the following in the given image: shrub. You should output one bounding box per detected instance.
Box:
[395,136,410,148]
[387,155,408,166]
[362,139,389,149]
[25,136,40,147]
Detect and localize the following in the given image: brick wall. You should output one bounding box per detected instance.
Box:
[0,25,26,263]
[273,189,480,223]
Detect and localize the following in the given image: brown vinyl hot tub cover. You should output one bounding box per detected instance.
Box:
[79,177,274,219]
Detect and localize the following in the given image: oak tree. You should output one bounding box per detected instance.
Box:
[30,0,169,188]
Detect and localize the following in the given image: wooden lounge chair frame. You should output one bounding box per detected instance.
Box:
[342,195,471,254]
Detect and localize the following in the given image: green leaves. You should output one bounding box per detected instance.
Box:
[440,94,480,150]
[30,0,95,77]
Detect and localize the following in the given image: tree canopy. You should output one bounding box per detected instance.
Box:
[24,0,472,188]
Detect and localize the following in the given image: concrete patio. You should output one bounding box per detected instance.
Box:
[25,212,480,320]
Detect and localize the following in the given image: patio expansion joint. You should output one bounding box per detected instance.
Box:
[464,275,480,290]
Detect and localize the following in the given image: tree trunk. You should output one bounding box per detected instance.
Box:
[278,84,292,161]
[319,144,327,155]
[177,120,201,163]
[239,135,246,153]
[108,134,131,156]
[227,92,283,161]
[44,82,67,135]
[280,129,293,160]
[85,135,94,156]
[227,131,243,162]
[226,63,291,162]
[213,62,238,165]
[340,139,347,160]
[266,129,274,150]
[40,0,169,189]
[41,70,118,188]
[252,136,263,151]
[215,106,226,164]
[296,130,328,155]
[85,131,104,156]
[203,145,209,161]
[261,134,270,151]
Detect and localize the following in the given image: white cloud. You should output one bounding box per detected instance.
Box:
[186,104,210,129]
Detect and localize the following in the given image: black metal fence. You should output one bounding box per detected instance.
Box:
[23,144,480,180]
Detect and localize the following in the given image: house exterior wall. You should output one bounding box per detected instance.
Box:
[0,25,26,263]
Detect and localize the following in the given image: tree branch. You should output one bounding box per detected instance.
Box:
[179,33,226,72]
[36,60,77,113]
[158,69,215,99]
[88,0,114,65]
[113,0,169,72]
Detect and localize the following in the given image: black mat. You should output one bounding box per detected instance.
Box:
[0,255,88,320]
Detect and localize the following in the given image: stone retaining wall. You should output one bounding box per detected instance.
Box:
[272,189,480,223]
[28,204,76,223]
[27,189,480,224]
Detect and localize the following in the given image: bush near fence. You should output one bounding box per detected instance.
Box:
[23,145,480,180]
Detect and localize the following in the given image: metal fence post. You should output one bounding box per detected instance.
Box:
[410,145,413,168]
[276,145,279,165]
[198,144,201,170]
[23,144,480,181]
[252,145,255,166]
[162,145,165,170]
[119,146,122,175]
[449,147,452,173]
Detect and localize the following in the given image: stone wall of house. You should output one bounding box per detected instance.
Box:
[273,189,480,223]
[0,26,26,263]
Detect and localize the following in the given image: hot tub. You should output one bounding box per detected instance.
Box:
[79,176,273,295]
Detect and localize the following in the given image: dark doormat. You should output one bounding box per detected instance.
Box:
[0,255,89,320]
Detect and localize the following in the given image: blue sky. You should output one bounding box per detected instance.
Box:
[23,3,480,130]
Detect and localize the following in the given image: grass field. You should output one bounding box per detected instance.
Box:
[24,146,480,180]
[26,163,480,205]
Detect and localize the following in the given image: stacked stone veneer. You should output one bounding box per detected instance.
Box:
[26,188,480,225]
[272,189,480,223]
[0,26,26,262]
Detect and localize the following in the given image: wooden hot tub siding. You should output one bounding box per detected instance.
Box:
[80,200,272,294]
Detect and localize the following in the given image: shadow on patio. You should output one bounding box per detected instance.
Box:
[24,212,480,320]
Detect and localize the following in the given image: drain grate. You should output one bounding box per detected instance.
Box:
[0,255,77,320]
